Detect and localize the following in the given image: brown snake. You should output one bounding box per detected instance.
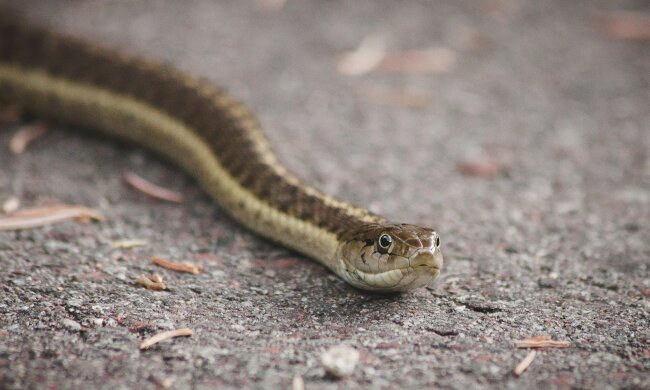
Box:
[0,17,443,292]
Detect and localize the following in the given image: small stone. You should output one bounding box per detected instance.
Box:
[104,318,118,327]
[320,345,360,378]
[90,318,104,328]
[231,324,246,332]
[62,319,82,331]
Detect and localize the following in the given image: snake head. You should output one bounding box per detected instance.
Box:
[335,222,443,292]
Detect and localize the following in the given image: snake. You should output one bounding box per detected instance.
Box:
[0,16,443,292]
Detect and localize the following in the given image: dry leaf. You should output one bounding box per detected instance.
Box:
[337,35,387,76]
[0,205,104,231]
[122,172,183,203]
[139,328,193,350]
[9,122,47,154]
[513,351,536,376]
[151,256,202,274]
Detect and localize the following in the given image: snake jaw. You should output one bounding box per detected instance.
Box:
[336,240,443,292]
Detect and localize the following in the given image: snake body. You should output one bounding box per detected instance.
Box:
[0,17,443,291]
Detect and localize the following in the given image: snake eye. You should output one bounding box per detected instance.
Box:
[377,233,392,254]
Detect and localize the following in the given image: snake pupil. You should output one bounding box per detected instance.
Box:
[378,234,392,249]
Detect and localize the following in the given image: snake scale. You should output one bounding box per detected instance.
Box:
[0,16,443,292]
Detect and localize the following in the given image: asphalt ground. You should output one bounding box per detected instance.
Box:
[0,1,648,389]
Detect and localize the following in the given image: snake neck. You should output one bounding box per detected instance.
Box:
[0,18,385,268]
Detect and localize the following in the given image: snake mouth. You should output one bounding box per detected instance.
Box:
[344,249,443,291]
[409,249,443,273]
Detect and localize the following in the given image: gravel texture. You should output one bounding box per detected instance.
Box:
[1,1,648,389]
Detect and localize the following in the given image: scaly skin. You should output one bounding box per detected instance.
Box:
[0,17,443,291]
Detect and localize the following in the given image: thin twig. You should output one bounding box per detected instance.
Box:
[135,274,166,290]
[111,239,148,249]
[515,335,570,349]
[151,256,201,274]
[122,172,183,203]
[513,351,537,376]
[0,205,104,231]
[139,328,193,350]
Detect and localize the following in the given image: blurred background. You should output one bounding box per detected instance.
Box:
[1,1,648,389]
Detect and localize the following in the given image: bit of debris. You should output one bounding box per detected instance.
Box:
[320,344,360,378]
[151,256,202,274]
[360,87,432,109]
[111,239,149,249]
[376,47,457,74]
[513,351,537,376]
[61,318,82,331]
[1,196,20,214]
[515,335,570,349]
[457,159,505,177]
[122,171,184,203]
[9,122,47,155]
[595,12,650,41]
[139,328,193,350]
[337,35,387,76]
[0,205,105,231]
[135,274,166,290]
[338,36,458,76]
[292,376,305,390]
[153,377,176,389]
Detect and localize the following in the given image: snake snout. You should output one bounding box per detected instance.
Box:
[409,249,443,274]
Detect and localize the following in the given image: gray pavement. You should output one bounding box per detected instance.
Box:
[0,1,648,389]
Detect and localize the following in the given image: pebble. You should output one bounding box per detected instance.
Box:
[320,345,360,378]
[61,319,82,331]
